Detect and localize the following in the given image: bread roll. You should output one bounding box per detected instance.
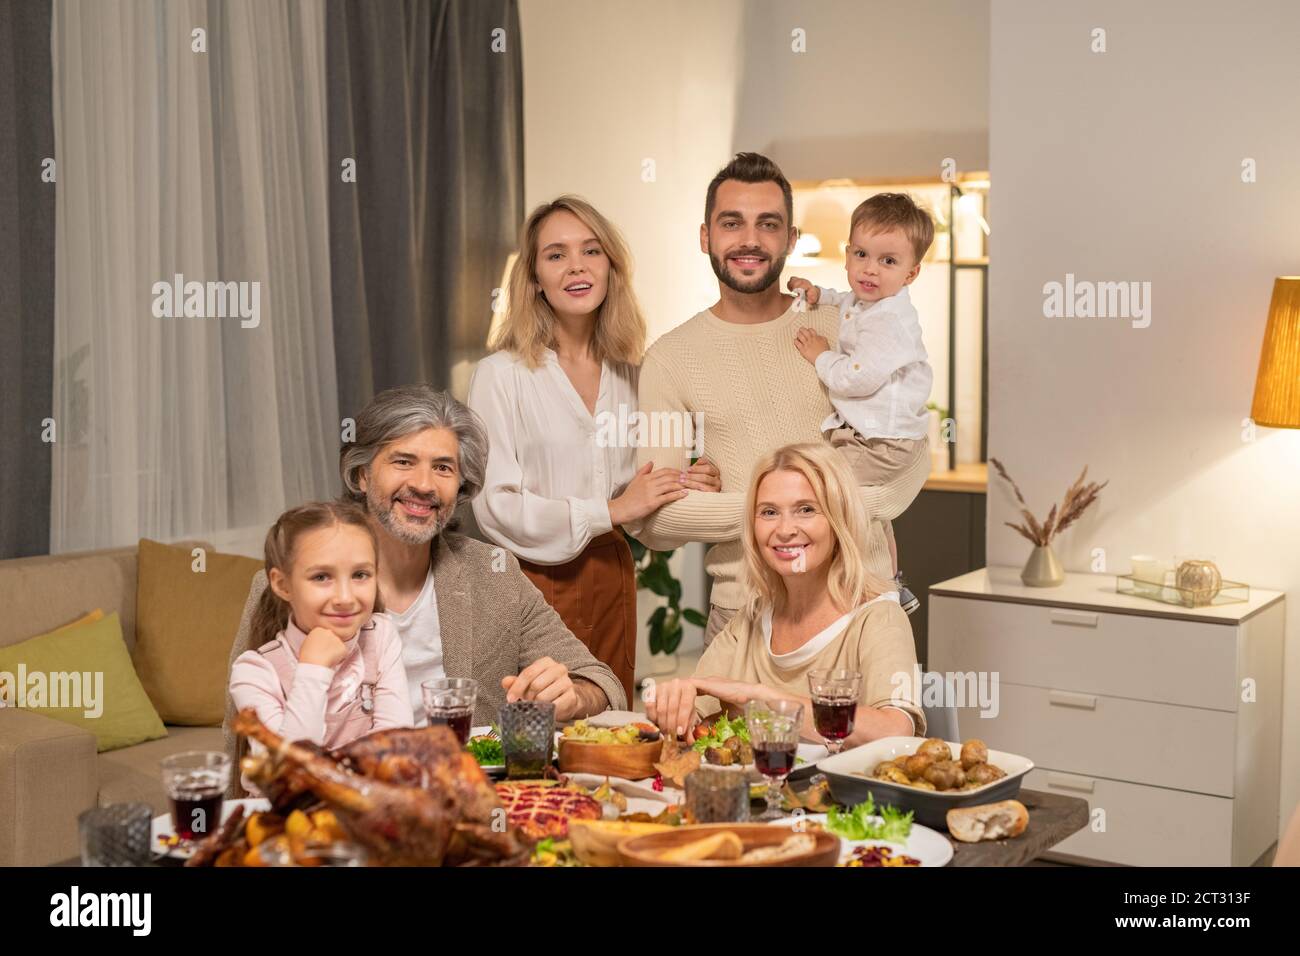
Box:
[946,800,1029,842]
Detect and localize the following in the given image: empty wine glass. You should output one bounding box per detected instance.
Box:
[745,699,804,821]
[808,668,862,755]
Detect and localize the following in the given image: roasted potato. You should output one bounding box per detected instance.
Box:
[917,738,953,761]
[960,739,989,770]
[966,762,1007,786]
[922,759,966,791]
[903,753,935,778]
[873,764,912,785]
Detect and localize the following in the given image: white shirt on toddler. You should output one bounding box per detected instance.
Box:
[812,285,933,441]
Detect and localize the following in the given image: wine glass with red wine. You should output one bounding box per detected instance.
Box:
[808,668,862,755]
[421,678,478,745]
[744,699,804,821]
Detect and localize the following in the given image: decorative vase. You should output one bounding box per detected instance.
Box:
[1021,545,1064,587]
[1175,559,1222,608]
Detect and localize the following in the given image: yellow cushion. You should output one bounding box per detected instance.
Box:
[0,612,167,752]
[133,539,262,726]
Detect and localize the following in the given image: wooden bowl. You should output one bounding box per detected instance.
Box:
[557,737,661,779]
[617,823,840,867]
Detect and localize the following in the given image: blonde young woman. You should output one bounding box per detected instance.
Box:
[646,442,925,744]
[469,196,720,703]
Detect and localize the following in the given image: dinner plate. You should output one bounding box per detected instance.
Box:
[151,797,270,861]
[766,813,953,867]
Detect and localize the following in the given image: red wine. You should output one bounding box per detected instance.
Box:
[427,708,472,745]
[171,787,224,841]
[813,698,855,740]
[753,741,798,777]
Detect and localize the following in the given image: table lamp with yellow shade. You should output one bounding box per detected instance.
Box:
[1251,276,1300,429]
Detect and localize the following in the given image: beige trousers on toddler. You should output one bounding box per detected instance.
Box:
[828,427,929,580]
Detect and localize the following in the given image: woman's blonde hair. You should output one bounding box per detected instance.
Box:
[489,195,646,368]
[741,442,893,618]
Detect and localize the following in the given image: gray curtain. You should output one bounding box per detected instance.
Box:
[0,0,54,559]
[326,0,524,418]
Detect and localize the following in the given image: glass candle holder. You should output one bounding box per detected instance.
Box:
[685,766,750,823]
[500,700,555,779]
[79,803,152,867]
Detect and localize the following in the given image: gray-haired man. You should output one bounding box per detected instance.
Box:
[223,386,623,781]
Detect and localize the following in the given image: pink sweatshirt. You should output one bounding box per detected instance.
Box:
[229,612,412,752]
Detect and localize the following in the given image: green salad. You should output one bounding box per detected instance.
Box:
[691,714,749,753]
[826,793,914,842]
[467,735,503,766]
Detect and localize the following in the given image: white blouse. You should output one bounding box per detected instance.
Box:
[468,348,639,565]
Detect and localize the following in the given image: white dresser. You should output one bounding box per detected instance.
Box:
[928,567,1285,867]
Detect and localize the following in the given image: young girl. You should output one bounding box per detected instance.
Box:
[229,500,411,772]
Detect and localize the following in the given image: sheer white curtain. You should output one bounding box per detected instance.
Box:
[50,0,338,553]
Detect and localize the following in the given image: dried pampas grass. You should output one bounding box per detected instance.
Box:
[990,458,1107,547]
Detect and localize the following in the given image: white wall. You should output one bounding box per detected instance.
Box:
[733,0,989,182]
[989,0,1300,842]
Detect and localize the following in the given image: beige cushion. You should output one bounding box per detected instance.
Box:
[132,539,262,726]
[0,611,168,752]
[0,547,140,652]
[97,725,225,814]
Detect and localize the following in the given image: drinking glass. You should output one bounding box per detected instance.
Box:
[808,668,862,755]
[79,803,152,866]
[160,751,231,842]
[685,766,750,823]
[744,699,804,820]
[500,700,555,779]
[422,677,478,745]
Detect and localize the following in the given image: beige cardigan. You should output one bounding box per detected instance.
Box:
[221,532,626,794]
[692,598,927,737]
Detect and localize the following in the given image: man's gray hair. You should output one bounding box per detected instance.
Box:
[340,385,488,507]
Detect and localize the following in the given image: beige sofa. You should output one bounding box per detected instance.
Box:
[0,543,227,866]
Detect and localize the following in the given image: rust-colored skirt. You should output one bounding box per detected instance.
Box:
[518,530,637,706]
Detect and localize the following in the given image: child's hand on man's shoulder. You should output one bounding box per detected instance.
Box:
[786,276,820,306]
[793,326,831,365]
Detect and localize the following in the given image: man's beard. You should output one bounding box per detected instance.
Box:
[367,486,452,546]
[708,244,787,294]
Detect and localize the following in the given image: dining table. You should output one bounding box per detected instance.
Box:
[54,710,1091,867]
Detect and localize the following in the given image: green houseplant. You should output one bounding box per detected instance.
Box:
[622,531,707,655]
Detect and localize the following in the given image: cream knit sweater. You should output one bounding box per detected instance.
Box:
[626,300,931,611]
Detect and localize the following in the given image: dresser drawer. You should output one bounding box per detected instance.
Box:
[930,595,1239,711]
[1025,769,1233,866]
[954,682,1235,796]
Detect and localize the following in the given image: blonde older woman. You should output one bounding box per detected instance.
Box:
[646,442,925,745]
[469,196,719,704]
